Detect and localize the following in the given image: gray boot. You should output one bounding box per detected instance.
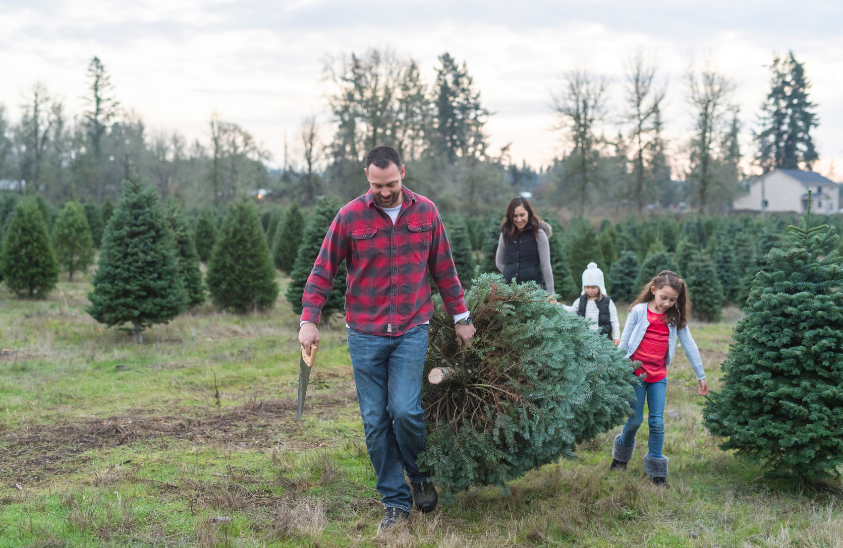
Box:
[643,454,669,486]
[610,434,635,471]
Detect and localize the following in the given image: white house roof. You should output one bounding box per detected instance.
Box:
[778,169,837,186]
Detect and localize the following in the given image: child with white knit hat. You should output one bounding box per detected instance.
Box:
[566,262,620,345]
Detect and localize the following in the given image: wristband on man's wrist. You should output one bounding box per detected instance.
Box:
[455,315,472,326]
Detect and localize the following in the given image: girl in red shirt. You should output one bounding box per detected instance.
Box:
[609,270,709,487]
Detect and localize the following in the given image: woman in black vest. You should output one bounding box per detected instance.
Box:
[495,197,555,298]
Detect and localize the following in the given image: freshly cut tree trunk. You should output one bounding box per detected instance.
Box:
[428,367,467,385]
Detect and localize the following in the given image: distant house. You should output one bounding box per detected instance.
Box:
[733,169,839,214]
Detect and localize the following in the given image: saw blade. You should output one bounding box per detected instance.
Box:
[296,344,318,420]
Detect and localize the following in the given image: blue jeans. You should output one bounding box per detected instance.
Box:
[347,324,429,511]
[619,378,666,459]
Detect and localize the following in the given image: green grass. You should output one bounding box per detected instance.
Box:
[0,272,841,547]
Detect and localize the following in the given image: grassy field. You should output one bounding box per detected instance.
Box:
[0,272,841,547]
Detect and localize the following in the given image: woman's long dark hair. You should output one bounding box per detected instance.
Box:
[501,197,542,242]
[630,270,691,329]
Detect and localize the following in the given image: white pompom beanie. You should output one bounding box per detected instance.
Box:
[582,262,607,297]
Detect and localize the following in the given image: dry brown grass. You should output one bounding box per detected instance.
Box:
[63,490,136,541]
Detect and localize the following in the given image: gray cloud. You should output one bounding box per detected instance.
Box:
[2,0,842,172]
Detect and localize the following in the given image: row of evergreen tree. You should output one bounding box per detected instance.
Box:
[2,183,831,334]
[0,181,287,341]
[276,200,827,325]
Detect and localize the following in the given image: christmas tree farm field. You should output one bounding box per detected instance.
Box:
[0,276,842,546]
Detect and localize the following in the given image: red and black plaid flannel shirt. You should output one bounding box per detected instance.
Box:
[300,187,467,336]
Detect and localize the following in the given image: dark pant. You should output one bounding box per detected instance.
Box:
[347,324,429,511]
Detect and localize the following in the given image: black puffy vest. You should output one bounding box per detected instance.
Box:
[502,225,543,285]
[578,295,613,339]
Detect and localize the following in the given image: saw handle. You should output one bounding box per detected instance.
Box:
[301,344,318,368]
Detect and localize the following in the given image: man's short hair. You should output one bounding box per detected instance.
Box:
[365,146,402,170]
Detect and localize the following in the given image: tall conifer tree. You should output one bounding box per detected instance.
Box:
[479,219,501,275]
[597,226,618,273]
[674,238,699,279]
[567,220,604,281]
[286,197,346,321]
[207,197,278,313]
[101,197,115,227]
[272,202,305,272]
[609,250,640,303]
[756,52,819,171]
[544,218,577,300]
[166,203,205,308]
[84,202,104,248]
[194,208,217,263]
[52,201,95,282]
[635,249,678,288]
[88,180,187,342]
[686,253,724,322]
[704,205,843,481]
[444,216,475,289]
[1,199,59,298]
[713,236,741,303]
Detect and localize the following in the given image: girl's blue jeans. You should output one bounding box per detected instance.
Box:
[347,324,429,512]
[619,378,666,459]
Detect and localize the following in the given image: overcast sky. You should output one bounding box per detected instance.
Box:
[2,0,842,178]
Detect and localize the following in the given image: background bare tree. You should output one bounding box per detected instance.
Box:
[83,56,120,201]
[552,68,609,218]
[299,115,321,204]
[685,57,735,214]
[16,82,60,194]
[623,50,666,214]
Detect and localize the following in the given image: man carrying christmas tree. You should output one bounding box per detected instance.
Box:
[298,146,476,530]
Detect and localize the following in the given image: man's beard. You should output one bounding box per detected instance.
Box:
[374,193,399,207]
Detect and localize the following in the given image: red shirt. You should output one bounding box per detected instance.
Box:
[632,308,670,382]
[300,187,468,336]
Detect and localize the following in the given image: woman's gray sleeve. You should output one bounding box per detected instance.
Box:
[536,229,554,295]
[495,234,506,273]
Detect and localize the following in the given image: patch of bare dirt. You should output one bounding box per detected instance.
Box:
[0,389,358,484]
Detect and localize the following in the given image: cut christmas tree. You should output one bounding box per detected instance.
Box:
[418,273,637,500]
[703,203,843,482]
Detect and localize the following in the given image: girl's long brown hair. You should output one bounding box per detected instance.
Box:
[630,270,691,329]
[501,197,542,242]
